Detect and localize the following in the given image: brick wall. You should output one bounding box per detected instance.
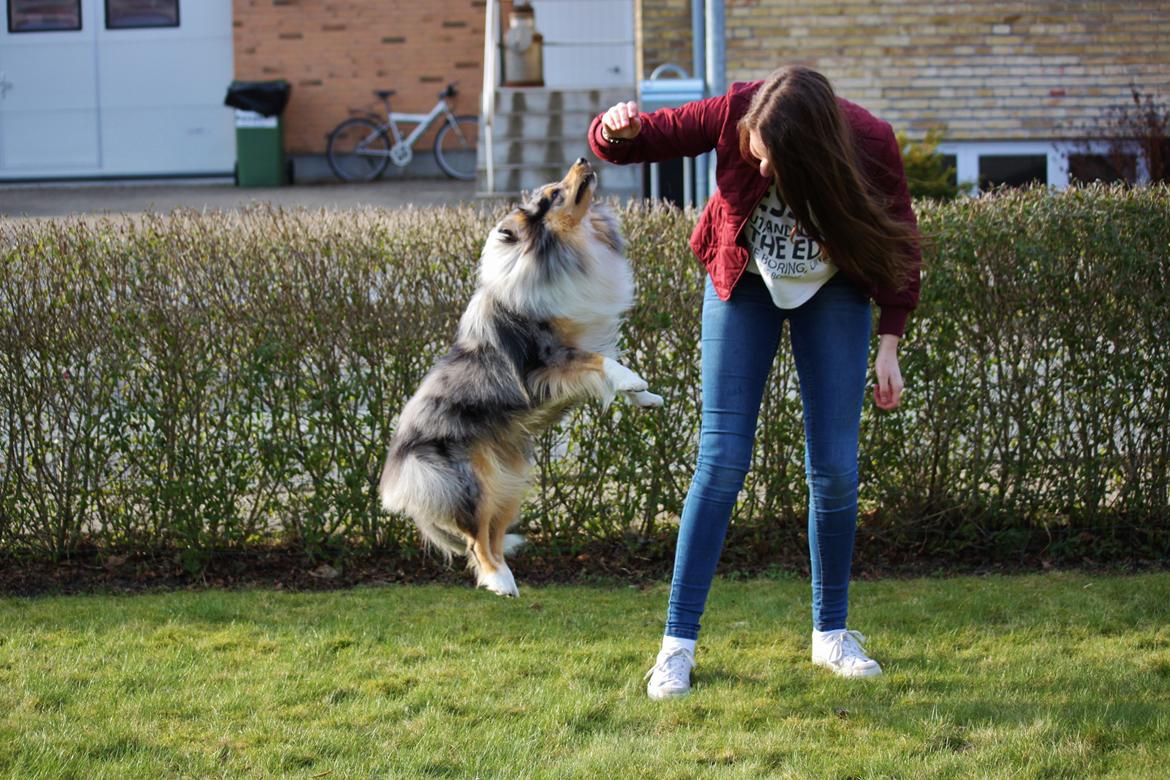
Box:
[641,0,1170,141]
[639,0,692,79]
[233,0,490,154]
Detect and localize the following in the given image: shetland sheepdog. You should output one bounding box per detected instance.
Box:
[378,158,662,597]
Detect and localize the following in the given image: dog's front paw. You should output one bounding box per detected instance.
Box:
[602,357,648,393]
[627,389,664,408]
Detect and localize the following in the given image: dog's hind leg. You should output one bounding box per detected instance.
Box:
[468,446,520,598]
[488,492,523,580]
[472,506,518,598]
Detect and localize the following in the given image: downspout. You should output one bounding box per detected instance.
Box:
[482,0,499,194]
[691,0,708,205]
[704,0,725,200]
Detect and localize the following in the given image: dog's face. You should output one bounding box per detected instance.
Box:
[475,158,627,320]
[487,158,605,257]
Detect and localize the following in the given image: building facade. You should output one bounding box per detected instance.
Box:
[232,0,489,160]
[4,1,1166,187]
[639,0,1170,191]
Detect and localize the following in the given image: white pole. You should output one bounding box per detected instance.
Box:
[481,0,499,193]
[704,0,725,200]
[692,0,708,206]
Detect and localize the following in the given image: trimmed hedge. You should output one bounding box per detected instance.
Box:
[1,186,1168,566]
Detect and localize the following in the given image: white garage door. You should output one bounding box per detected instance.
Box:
[0,0,234,179]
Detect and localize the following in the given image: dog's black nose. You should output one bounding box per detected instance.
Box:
[576,157,588,166]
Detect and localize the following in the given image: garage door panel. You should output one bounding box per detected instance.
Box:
[98,37,233,108]
[0,45,98,111]
[100,105,232,174]
[1,0,233,178]
[1,109,100,169]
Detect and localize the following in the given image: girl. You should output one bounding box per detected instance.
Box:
[588,65,921,698]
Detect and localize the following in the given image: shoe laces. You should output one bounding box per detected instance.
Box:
[821,629,870,664]
[643,647,693,682]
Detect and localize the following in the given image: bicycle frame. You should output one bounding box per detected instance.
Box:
[385,99,456,149]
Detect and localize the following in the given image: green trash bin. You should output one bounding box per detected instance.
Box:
[224,80,293,187]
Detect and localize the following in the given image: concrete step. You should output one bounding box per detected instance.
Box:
[492,87,632,114]
[490,137,598,166]
[489,110,601,141]
[479,86,637,196]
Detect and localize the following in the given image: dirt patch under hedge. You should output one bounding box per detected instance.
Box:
[3,523,1164,598]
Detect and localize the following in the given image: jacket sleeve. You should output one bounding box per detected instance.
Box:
[864,124,922,338]
[588,93,729,165]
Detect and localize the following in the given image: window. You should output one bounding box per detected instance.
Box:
[940,154,958,190]
[8,0,81,32]
[979,155,1047,190]
[1068,153,1137,185]
[105,0,177,29]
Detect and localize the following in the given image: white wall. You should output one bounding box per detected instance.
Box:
[0,0,233,179]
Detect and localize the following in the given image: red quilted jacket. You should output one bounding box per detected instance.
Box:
[588,80,922,337]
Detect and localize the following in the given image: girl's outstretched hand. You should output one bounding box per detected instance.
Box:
[602,101,642,140]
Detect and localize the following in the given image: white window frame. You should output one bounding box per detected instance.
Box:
[935,140,1152,196]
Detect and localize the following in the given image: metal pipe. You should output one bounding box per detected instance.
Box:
[704,0,725,200]
[481,0,499,193]
[691,0,708,206]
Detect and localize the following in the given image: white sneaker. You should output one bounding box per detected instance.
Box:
[644,646,694,700]
[811,629,883,678]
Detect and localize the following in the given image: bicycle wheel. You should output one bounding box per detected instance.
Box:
[433,115,479,181]
[327,117,391,182]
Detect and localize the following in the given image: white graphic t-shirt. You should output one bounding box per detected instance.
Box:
[744,183,836,308]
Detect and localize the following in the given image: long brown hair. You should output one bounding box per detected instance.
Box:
[737,65,917,291]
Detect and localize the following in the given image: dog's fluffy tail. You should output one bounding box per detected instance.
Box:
[379,449,472,565]
[380,448,528,565]
[503,533,526,555]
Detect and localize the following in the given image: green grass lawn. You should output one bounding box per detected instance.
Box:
[1,571,1168,779]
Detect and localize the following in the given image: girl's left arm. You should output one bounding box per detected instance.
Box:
[865,124,922,340]
[866,124,921,410]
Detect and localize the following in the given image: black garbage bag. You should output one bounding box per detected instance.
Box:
[224,80,291,117]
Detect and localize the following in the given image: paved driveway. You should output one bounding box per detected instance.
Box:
[0,178,484,219]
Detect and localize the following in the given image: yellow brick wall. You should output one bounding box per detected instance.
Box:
[641,0,1170,141]
[639,0,693,78]
[233,0,492,154]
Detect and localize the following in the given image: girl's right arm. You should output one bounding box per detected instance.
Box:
[588,94,728,165]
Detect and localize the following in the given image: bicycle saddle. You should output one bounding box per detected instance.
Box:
[374,90,396,100]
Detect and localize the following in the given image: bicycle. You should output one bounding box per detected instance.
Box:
[326,83,479,182]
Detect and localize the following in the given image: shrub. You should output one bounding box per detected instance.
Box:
[1,186,1167,565]
[897,127,972,201]
[1075,84,1170,185]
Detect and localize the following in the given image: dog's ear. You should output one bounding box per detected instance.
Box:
[588,204,623,254]
[493,216,521,245]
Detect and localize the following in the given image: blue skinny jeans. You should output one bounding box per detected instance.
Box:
[665,270,871,639]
